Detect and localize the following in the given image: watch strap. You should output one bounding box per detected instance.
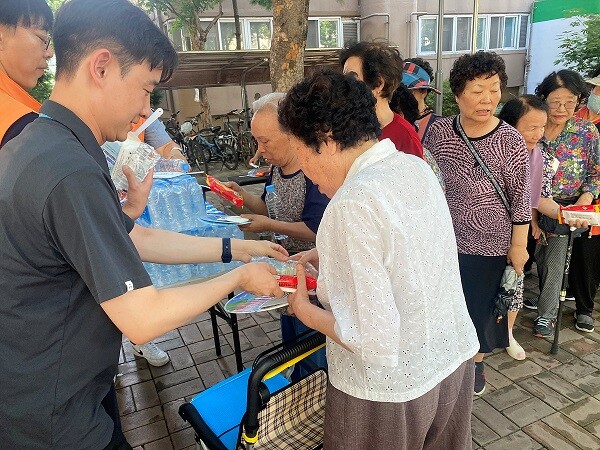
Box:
[221,237,232,263]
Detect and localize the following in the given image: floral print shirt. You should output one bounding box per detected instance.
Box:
[544,117,600,200]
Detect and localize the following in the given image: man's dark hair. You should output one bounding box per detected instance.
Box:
[0,0,53,30]
[497,95,549,128]
[449,51,508,96]
[405,57,434,82]
[535,69,589,101]
[278,69,380,153]
[339,42,403,99]
[54,0,177,83]
[390,84,419,130]
[589,65,600,79]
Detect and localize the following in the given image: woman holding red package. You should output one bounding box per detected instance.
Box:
[531,70,600,335]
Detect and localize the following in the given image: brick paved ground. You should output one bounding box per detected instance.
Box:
[118,167,600,449]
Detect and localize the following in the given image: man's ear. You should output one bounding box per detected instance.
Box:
[88,49,113,87]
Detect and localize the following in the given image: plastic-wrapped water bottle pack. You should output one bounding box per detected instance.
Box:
[137,175,242,287]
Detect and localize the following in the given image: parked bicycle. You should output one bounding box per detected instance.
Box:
[193,126,238,171]
[214,109,257,168]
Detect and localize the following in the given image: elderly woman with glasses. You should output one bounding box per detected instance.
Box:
[531,70,600,336]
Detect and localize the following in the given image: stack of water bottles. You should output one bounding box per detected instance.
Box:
[136,173,243,287]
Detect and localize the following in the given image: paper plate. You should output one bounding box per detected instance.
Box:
[224,292,289,314]
[201,215,251,225]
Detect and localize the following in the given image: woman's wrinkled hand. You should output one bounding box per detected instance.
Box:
[287,264,312,319]
[290,248,319,270]
[507,244,528,276]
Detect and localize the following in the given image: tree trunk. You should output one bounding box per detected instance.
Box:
[269,0,310,92]
[188,19,215,129]
[232,0,242,50]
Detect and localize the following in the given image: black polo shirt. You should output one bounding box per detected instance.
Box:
[0,100,152,449]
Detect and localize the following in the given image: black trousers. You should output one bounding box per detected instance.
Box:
[569,231,600,315]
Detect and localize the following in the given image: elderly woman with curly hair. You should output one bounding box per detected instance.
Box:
[283,70,479,450]
[531,70,600,335]
[424,52,531,396]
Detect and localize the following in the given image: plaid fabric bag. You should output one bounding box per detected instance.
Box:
[251,369,327,450]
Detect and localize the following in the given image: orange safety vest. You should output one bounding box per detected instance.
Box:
[0,71,41,143]
[130,117,145,142]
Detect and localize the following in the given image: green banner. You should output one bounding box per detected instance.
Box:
[533,0,600,23]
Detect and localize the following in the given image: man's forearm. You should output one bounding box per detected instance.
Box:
[269,220,316,242]
[102,269,243,344]
[240,191,268,215]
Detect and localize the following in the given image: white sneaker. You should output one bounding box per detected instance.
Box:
[132,343,170,366]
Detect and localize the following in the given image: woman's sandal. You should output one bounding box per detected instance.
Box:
[506,338,526,360]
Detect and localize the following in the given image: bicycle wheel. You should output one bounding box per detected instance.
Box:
[220,143,238,170]
[239,132,257,168]
[188,140,209,174]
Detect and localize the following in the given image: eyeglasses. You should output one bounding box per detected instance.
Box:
[38,33,52,51]
[26,28,52,51]
[547,100,577,110]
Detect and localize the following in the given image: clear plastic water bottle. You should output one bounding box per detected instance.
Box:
[264,184,288,241]
[154,158,190,173]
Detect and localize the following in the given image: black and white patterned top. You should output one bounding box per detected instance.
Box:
[424,116,531,256]
[263,167,329,254]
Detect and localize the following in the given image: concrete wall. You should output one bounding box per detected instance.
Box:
[164,0,535,119]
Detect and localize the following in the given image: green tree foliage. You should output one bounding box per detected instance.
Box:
[29,71,54,103]
[150,89,164,109]
[555,15,600,77]
[139,0,221,51]
[425,80,459,117]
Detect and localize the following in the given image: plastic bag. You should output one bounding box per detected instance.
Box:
[494,266,523,323]
[111,132,161,191]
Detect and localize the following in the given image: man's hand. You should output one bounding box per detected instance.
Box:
[248,152,260,167]
[222,181,246,197]
[236,262,285,298]
[238,213,271,233]
[507,244,528,276]
[121,166,153,220]
[232,239,289,262]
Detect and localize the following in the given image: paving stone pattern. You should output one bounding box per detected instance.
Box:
[117,168,600,449]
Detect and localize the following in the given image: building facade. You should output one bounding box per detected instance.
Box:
[156,0,535,120]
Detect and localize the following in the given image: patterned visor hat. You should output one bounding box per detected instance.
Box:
[584,76,600,87]
[401,62,441,94]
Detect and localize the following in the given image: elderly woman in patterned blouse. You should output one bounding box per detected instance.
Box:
[283,70,479,450]
[424,52,531,396]
[531,70,600,336]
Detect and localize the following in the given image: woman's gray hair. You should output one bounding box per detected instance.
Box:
[252,92,286,113]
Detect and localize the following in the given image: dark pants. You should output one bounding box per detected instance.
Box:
[101,384,131,450]
[102,424,132,450]
[569,231,600,315]
[280,315,327,381]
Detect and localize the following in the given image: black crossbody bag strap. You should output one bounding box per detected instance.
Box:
[455,115,511,213]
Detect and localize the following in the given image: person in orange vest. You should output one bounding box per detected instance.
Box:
[0,0,154,222]
[0,0,53,147]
